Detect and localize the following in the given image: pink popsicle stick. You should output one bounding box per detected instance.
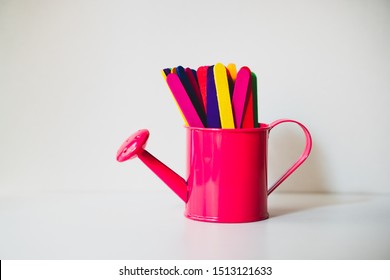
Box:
[166,73,204,128]
[232,67,251,128]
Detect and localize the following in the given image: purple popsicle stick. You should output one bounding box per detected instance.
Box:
[206,66,221,128]
[163,68,171,76]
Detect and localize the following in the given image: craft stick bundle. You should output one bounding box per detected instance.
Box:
[162,63,259,129]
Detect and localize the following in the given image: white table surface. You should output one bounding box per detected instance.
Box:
[1,190,389,259]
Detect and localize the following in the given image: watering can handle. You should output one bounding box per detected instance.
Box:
[267,119,312,195]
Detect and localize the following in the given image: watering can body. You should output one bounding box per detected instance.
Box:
[117,119,312,223]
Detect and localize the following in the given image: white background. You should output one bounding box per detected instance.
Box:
[1,0,389,195]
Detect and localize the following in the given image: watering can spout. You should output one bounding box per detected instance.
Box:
[116,129,188,202]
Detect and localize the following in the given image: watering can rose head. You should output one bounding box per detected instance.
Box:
[116,129,149,162]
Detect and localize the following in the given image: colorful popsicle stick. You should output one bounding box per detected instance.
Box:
[166,73,204,128]
[185,67,205,114]
[176,66,206,126]
[251,72,259,127]
[161,69,189,126]
[161,69,168,79]
[232,66,251,128]
[206,66,221,128]
[242,74,255,128]
[227,63,237,82]
[227,63,237,97]
[214,63,235,128]
[191,69,198,84]
[163,68,171,77]
[197,66,208,111]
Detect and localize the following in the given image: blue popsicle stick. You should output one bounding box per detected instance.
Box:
[191,69,198,84]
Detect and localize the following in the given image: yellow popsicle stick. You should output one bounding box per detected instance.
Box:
[161,69,168,79]
[227,63,237,82]
[214,63,235,128]
[161,70,188,126]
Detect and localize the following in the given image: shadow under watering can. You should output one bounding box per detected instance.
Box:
[116,119,312,223]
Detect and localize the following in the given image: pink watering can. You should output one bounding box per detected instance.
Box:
[117,119,312,223]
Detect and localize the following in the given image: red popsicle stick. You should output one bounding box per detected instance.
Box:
[197,66,208,112]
